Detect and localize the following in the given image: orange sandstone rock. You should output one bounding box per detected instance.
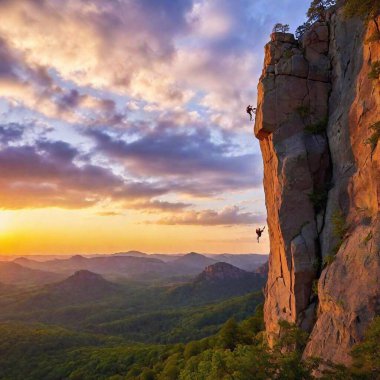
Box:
[255,6,380,364]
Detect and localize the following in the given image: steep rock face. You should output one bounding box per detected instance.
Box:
[255,6,380,364]
[303,9,380,364]
[255,24,332,344]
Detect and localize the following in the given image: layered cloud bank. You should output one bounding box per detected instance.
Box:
[0,0,309,253]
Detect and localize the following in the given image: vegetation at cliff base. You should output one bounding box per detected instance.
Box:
[0,304,379,379]
[0,306,317,380]
[350,316,380,378]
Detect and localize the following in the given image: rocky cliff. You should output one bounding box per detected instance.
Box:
[255,5,379,365]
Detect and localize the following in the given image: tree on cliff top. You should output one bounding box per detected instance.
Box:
[295,22,312,39]
[296,0,336,39]
[272,23,290,33]
[298,0,380,40]
[307,0,336,23]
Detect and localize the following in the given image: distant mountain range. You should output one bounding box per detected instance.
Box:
[0,252,268,287]
[14,270,124,311]
[0,269,126,315]
[13,255,167,279]
[0,262,266,329]
[167,252,217,275]
[49,270,121,299]
[0,261,64,286]
[166,262,267,305]
[206,254,268,271]
[113,251,268,269]
[197,262,257,281]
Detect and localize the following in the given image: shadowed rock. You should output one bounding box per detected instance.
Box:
[255,5,380,365]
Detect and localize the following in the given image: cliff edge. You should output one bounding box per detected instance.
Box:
[255,5,379,364]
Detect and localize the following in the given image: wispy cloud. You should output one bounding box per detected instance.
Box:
[0,0,309,239]
[131,200,192,212]
[154,206,266,226]
[96,211,123,217]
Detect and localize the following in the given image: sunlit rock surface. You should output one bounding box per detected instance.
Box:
[255,5,379,364]
[303,9,380,364]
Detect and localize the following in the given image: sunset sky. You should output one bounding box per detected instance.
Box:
[0,0,309,255]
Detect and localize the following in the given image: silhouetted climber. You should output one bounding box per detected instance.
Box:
[256,226,265,243]
[246,105,256,121]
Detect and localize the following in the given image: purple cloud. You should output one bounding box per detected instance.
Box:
[0,38,19,80]
[86,125,262,195]
[0,123,24,143]
[0,138,168,209]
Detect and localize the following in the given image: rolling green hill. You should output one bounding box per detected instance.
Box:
[0,264,265,344]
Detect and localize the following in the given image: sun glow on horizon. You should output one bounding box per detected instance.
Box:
[0,0,309,256]
[0,213,10,236]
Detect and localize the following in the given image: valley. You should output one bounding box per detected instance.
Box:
[0,253,268,379]
[0,254,267,345]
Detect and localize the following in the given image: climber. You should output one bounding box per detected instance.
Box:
[256,226,265,243]
[246,105,256,121]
